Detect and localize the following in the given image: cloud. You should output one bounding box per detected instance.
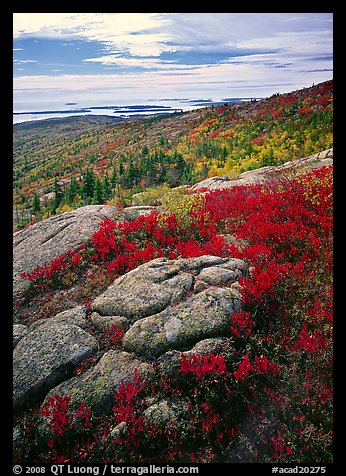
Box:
[234,30,332,58]
[82,54,203,71]
[13,13,333,71]
[13,59,37,64]
[13,13,172,57]
[12,53,332,101]
[13,13,333,104]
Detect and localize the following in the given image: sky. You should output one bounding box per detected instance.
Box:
[13,13,333,110]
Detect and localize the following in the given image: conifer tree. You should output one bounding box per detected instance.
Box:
[67,176,81,205]
[52,178,64,214]
[32,193,41,214]
[92,177,105,204]
[103,174,112,200]
[82,168,96,202]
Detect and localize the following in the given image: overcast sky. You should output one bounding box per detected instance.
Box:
[13,13,333,108]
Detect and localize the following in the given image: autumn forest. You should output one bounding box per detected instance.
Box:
[13,80,333,229]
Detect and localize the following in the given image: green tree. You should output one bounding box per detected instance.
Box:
[126,159,138,188]
[67,176,81,205]
[32,193,41,214]
[92,177,105,204]
[52,178,64,214]
[111,167,118,188]
[82,168,96,202]
[103,174,112,200]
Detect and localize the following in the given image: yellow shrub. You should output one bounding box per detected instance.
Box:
[159,187,206,227]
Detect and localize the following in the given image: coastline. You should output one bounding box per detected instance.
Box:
[13,98,258,125]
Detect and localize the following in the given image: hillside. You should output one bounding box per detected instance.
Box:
[13,80,333,230]
[13,160,333,464]
[13,79,333,464]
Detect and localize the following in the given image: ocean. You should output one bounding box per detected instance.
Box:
[13,97,257,125]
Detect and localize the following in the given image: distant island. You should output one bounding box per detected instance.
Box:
[14,108,91,115]
[13,98,262,125]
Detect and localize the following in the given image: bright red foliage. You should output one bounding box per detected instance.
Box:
[179,352,226,381]
[253,354,282,376]
[233,354,254,382]
[41,394,72,436]
[17,165,333,464]
[230,311,254,337]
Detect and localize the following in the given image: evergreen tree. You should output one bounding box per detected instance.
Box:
[141,145,149,156]
[92,177,105,204]
[111,167,118,188]
[181,164,193,184]
[103,174,112,200]
[174,152,186,176]
[145,165,157,187]
[118,157,125,187]
[67,176,80,205]
[52,178,64,214]
[82,168,96,202]
[32,193,41,214]
[126,159,138,188]
[168,152,188,186]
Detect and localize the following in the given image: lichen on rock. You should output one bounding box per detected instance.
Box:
[43,349,154,416]
[122,286,242,358]
[13,321,98,411]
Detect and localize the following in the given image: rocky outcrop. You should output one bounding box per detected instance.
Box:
[28,305,88,331]
[191,148,333,191]
[44,349,154,416]
[91,259,193,321]
[91,256,246,358]
[122,205,157,221]
[13,255,247,417]
[13,324,28,349]
[14,149,331,429]
[13,204,161,296]
[13,320,98,410]
[13,205,120,294]
[122,286,241,358]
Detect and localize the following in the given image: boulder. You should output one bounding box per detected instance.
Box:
[43,350,154,416]
[91,256,247,325]
[13,324,28,349]
[90,256,247,358]
[28,305,87,331]
[122,206,157,221]
[190,148,333,191]
[122,286,242,358]
[13,321,98,410]
[198,265,242,286]
[13,205,119,294]
[91,258,193,322]
[13,255,247,414]
[175,255,228,272]
[89,312,130,333]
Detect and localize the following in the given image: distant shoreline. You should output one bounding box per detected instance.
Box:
[13,98,260,125]
[13,104,178,115]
